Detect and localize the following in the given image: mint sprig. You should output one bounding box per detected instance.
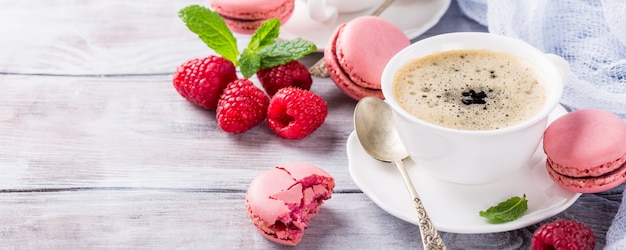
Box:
[178,5,239,65]
[479,194,528,223]
[239,49,261,79]
[238,18,280,78]
[247,18,280,51]
[257,38,318,69]
[178,5,317,78]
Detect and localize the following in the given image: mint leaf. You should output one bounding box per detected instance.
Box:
[257,38,317,69]
[479,194,528,223]
[239,49,261,78]
[178,5,239,65]
[248,18,280,52]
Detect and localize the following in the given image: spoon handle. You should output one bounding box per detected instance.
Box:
[393,159,447,250]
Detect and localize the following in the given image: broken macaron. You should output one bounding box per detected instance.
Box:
[245,162,335,246]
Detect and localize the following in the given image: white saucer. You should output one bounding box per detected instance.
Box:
[280,0,451,51]
[347,105,581,234]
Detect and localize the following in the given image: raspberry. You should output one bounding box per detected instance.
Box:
[267,87,327,140]
[257,60,313,97]
[531,219,595,250]
[173,56,238,110]
[216,79,269,134]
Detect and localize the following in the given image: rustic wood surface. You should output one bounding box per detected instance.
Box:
[0,0,622,249]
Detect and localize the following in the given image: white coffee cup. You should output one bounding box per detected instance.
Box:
[381,32,569,184]
[305,0,383,23]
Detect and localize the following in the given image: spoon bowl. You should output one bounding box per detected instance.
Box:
[353,96,446,250]
[354,97,408,162]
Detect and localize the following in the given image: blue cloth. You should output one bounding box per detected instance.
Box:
[455,0,626,249]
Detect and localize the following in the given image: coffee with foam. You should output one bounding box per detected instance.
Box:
[393,49,547,130]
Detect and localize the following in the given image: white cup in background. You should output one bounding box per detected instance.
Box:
[305,0,384,24]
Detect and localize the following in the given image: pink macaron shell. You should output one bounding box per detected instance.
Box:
[335,16,410,89]
[543,109,626,193]
[543,109,626,176]
[324,28,384,100]
[546,154,626,193]
[245,162,335,246]
[210,0,294,34]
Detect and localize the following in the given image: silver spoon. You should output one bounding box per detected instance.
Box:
[308,0,397,77]
[353,96,446,250]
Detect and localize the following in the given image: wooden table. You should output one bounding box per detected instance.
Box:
[1,0,622,248]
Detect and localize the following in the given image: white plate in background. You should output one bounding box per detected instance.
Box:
[280,0,451,51]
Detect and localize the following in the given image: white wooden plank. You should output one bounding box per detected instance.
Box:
[0,189,620,249]
[0,74,357,191]
[0,0,253,75]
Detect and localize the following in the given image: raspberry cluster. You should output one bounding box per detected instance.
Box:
[174,7,324,139]
[173,56,327,139]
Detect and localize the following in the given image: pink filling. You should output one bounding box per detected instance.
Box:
[267,170,334,243]
[548,153,626,178]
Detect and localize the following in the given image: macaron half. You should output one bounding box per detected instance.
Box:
[245,162,335,246]
[209,0,294,34]
[324,16,410,100]
[543,109,626,193]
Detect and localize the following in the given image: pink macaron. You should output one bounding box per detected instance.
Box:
[543,109,626,193]
[324,16,410,100]
[245,162,335,246]
[209,0,294,34]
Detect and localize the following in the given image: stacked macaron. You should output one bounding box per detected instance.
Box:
[209,0,295,34]
[324,16,411,100]
[543,109,626,193]
[245,162,335,246]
